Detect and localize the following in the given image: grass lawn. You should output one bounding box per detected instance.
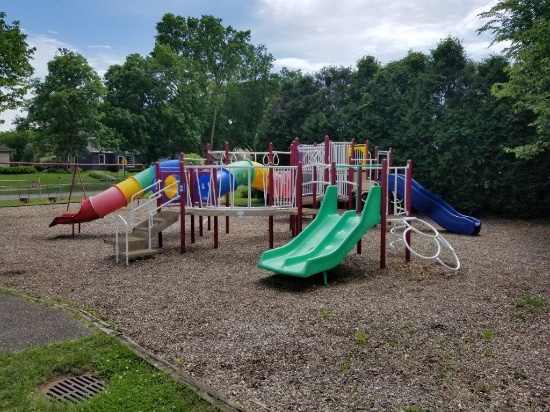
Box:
[0,332,219,412]
[0,169,138,199]
[0,197,87,207]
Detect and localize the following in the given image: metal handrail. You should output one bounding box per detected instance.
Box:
[115,180,180,261]
[114,214,130,265]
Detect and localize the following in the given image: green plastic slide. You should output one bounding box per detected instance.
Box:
[258,185,381,283]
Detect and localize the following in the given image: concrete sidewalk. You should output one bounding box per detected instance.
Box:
[0,293,93,354]
[0,292,243,411]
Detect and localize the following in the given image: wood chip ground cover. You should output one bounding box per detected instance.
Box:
[0,204,548,411]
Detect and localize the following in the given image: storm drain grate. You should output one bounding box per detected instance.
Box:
[43,375,106,403]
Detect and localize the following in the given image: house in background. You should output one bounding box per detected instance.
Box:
[76,144,143,171]
[0,146,13,165]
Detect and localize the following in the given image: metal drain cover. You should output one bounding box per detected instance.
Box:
[43,375,105,403]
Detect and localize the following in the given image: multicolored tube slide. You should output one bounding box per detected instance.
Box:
[49,164,159,227]
[198,160,267,200]
[49,159,269,227]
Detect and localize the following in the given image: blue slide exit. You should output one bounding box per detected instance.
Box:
[388,174,481,235]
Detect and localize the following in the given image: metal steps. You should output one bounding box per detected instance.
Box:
[108,210,180,263]
[132,210,180,237]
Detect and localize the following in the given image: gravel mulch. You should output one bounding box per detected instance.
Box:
[0,203,548,411]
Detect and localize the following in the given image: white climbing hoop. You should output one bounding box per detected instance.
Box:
[388,217,460,272]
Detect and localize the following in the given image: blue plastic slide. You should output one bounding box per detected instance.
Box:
[388,174,481,235]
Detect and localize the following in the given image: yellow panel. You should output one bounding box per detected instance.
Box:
[164,174,179,199]
[348,144,368,165]
[251,162,268,191]
[115,177,143,203]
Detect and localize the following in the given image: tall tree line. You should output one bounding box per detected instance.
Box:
[258,38,549,216]
[0,2,548,216]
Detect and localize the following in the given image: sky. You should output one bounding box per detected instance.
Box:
[0,0,505,130]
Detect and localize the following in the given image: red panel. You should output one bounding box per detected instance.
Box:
[88,186,127,218]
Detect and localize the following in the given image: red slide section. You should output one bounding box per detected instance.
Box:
[49,186,128,227]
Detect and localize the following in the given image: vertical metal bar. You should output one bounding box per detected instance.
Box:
[290,139,298,234]
[206,144,211,232]
[380,159,388,269]
[405,159,413,262]
[190,169,196,243]
[269,142,274,248]
[348,138,354,211]
[225,142,230,234]
[374,146,379,181]
[357,158,363,254]
[296,162,303,235]
[155,162,162,248]
[180,153,185,253]
[212,167,218,249]
[324,135,330,183]
[365,140,370,179]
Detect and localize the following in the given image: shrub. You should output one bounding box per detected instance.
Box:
[43,167,69,173]
[184,152,204,165]
[0,166,37,175]
[89,171,116,181]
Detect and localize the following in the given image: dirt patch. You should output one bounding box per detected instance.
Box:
[0,204,548,411]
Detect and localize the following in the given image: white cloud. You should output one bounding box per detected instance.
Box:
[0,109,24,130]
[0,33,123,131]
[273,57,327,72]
[88,44,112,49]
[29,35,72,79]
[254,0,504,70]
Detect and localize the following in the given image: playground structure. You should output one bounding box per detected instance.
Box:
[48,136,480,277]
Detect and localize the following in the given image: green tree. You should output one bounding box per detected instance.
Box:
[357,50,430,150]
[0,12,35,121]
[25,49,112,161]
[257,71,318,150]
[0,129,36,161]
[219,45,278,150]
[155,14,272,149]
[257,66,357,150]
[478,0,550,158]
[104,45,207,163]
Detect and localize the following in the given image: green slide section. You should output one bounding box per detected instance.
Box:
[258,185,381,283]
